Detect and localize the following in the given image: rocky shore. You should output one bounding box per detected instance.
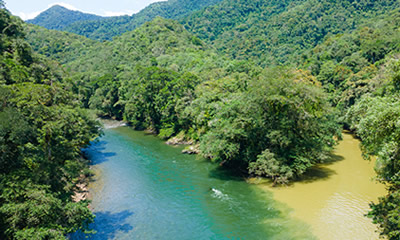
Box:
[182,144,200,154]
[102,119,127,129]
[165,134,200,154]
[72,174,90,202]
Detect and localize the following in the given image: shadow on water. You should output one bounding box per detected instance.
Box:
[294,153,345,184]
[71,210,134,240]
[83,141,117,165]
[321,153,345,166]
[208,166,245,182]
[206,155,345,185]
[249,153,345,187]
[295,166,337,184]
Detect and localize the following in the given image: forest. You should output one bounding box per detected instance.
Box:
[27,0,224,41]
[0,2,100,239]
[1,0,400,239]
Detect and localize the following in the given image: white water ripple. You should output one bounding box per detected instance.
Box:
[211,188,230,201]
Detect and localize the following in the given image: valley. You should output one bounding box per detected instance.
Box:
[1,0,400,239]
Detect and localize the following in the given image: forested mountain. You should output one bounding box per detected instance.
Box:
[26,16,340,185]
[65,0,224,41]
[182,0,400,66]
[27,0,399,61]
[0,4,100,240]
[25,24,98,64]
[26,5,103,30]
[27,0,223,41]
[12,0,400,239]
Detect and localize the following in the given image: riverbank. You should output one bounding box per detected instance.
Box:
[251,132,386,240]
[72,119,124,204]
[77,119,124,203]
[101,118,127,129]
[79,124,385,239]
[72,126,319,239]
[72,174,90,202]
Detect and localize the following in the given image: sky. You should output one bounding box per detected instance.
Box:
[5,0,166,20]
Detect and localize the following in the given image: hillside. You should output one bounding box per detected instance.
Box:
[19,0,400,239]
[26,16,340,183]
[26,17,231,78]
[182,0,400,66]
[0,5,100,239]
[27,0,223,41]
[25,24,98,64]
[26,17,235,114]
[26,5,103,30]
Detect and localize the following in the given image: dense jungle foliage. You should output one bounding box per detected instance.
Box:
[1,0,399,238]
[345,58,400,239]
[24,0,400,237]
[25,17,341,184]
[0,4,100,240]
[182,0,400,66]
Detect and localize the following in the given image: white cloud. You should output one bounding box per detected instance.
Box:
[104,0,167,16]
[16,2,81,20]
[47,2,79,11]
[18,11,41,20]
[103,10,136,17]
[48,2,101,15]
[14,0,168,20]
[17,2,95,20]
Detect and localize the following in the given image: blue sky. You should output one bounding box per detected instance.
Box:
[5,0,165,20]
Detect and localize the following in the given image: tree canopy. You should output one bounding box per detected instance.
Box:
[0,8,100,240]
[26,0,224,41]
[13,0,400,238]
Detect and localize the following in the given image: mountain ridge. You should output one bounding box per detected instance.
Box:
[182,0,400,65]
[26,0,224,41]
[26,5,104,30]
[19,1,400,239]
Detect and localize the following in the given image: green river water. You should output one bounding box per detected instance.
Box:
[72,126,383,240]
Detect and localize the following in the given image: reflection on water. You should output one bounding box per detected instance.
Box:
[72,127,316,240]
[91,211,134,239]
[256,132,386,240]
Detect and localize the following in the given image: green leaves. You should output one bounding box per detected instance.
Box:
[14,1,400,238]
[0,9,99,239]
[183,0,400,66]
[199,68,340,180]
[0,181,93,239]
[369,190,400,239]
[122,66,198,134]
[249,149,294,185]
[345,63,400,239]
[0,86,98,239]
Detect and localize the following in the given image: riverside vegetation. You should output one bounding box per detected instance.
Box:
[0,3,100,239]
[1,0,400,239]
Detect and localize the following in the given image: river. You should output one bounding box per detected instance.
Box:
[72,127,384,239]
[254,132,386,240]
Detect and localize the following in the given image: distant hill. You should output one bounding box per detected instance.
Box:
[26,17,227,78]
[25,24,98,65]
[20,1,400,239]
[182,0,400,66]
[26,5,104,30]
[27,0,223,41]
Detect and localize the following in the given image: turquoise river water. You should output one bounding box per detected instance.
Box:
[72,126,316,239]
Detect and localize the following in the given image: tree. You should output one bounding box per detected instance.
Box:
[0,8,99,239]
[199,68,340,182]
[345,61,400,239]
[122,66,199,136]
